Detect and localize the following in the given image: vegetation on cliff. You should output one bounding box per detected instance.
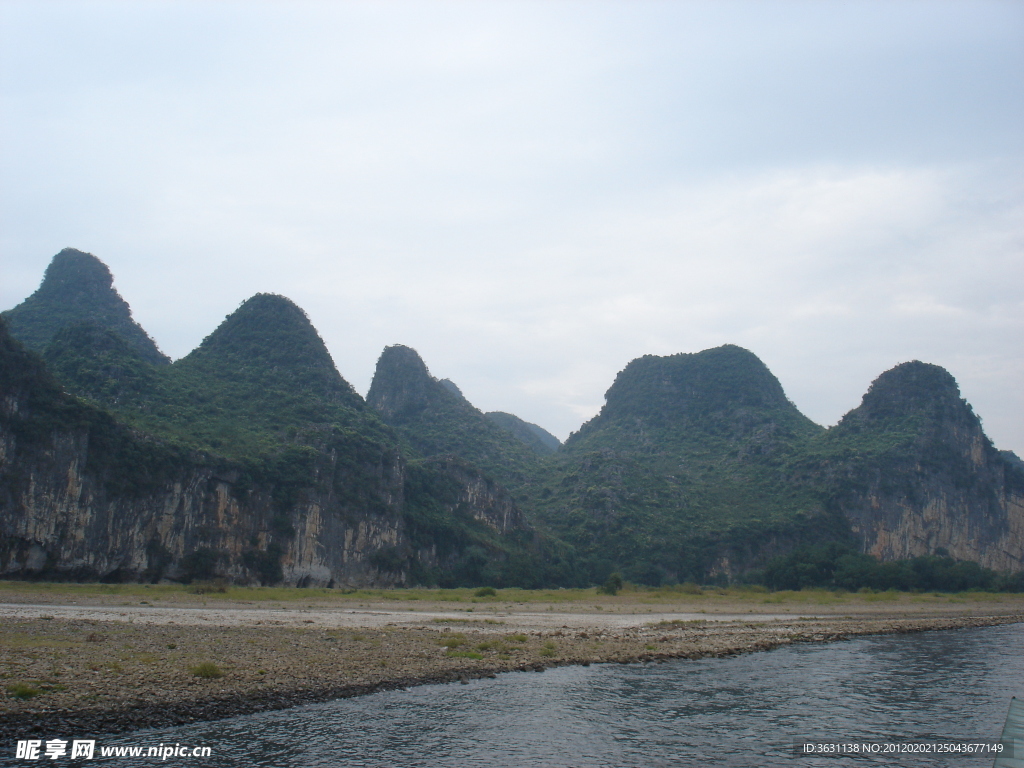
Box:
[366,345,544,494]
[2,255,558,587]
[0,316,196,500]
[757,542,1024,592]
[4,250,1022,588]
[796,360,1024,523]
[485,412,561,456]
[2,248,168,365]
[524,345,840,585]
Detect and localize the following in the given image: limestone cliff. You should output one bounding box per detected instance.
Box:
[817,361,1024,572]
[0,319,533,586]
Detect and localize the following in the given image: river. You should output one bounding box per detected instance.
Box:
[16,623,1024,766]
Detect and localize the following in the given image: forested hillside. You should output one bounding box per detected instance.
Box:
[2,249,1021,587]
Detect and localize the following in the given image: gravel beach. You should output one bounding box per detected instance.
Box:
[2,588,1021,741]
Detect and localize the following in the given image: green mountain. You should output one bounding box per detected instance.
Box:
[5,249,1021,587]
[3,248,168,365]
[42,292,378,458]
[796,361,1024,572]
[485,412,561,456]
[149,293,372,456]
[2,258,559,587]
[528,345,835,584]
[366,345,544,493]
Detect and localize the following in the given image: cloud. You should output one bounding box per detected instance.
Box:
[1,1,1021,449]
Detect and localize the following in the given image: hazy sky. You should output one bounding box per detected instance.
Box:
[1,1,1022,449]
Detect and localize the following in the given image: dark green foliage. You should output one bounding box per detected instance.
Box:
[180,548,222,583]
[7,251,1020,591]
[796,360,1010,514]
[241,544,284,585]
[43,321,159,407]
[528,345,834,585]
[758,543,1021,592]
[2,248,168,364]
[598,572,623,595]
[115,293,376,459]
[4,256,562,588]
[369,546,406,573]
[485,411,560,455]
[367,345,543,492]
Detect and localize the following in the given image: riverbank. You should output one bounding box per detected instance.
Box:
[2,585,1022,741]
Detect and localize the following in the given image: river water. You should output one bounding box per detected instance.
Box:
[32,623,1024,766]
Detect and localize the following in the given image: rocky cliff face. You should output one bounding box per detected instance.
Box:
[0,320,531,586]
[818,361,1024,572]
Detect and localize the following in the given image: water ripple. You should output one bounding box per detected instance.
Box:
[36,624,1024,767]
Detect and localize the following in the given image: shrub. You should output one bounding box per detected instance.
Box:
[474,587,497,597]
[598,573,623,596]
[7,683,41,700]
[191,662,224,679]
[438,634,467,649]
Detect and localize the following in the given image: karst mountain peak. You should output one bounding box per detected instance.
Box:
[1,247,1021,588]
[3,247,169,365]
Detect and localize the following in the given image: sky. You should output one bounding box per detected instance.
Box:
[1,0,1022,450]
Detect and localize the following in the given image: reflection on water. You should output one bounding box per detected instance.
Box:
[35,624,1024,766]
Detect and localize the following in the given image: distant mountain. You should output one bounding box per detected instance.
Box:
[438,379,465,399]
[3,248,168,365]
[43,292,374,458]
[2,255,557,587]
[485,412,560,456]
[529,345,832,584]
[155,293,371,454]
[805,361,1024,573]
[532,350,1024,584]
[1,314,549,586]
[4,248,1021,587]
[366,345,543,493]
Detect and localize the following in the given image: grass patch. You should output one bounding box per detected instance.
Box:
[2,633,85,650]
[445,650,484,660]
[0,581,1016,609]
[191,662,224,679]
[6,680,66,699]
[7,682,42,700]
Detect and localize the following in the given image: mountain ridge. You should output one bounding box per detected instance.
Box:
[2,248,1022,586]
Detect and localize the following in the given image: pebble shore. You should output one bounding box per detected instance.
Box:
[2,609,1020,741]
